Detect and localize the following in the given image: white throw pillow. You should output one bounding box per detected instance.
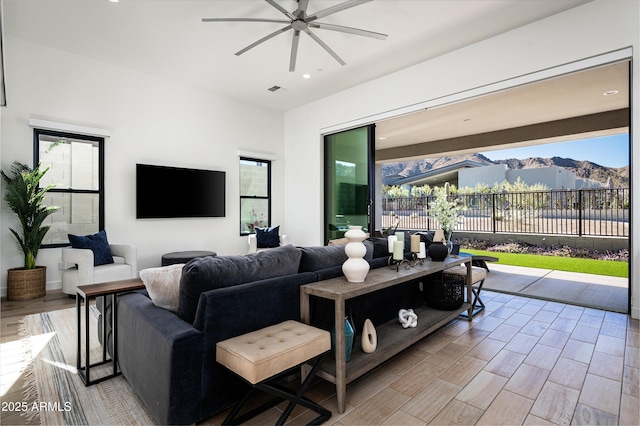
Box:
[139,264,185,312]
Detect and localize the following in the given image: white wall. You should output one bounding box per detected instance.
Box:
[506,167,576,190]
[1,36,284,295]
[459,164,508,190]
[283,0,640,318]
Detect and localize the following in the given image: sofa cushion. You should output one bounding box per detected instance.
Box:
[255,226,280,248]
[140,264,185,312]
[312,246,387,282]
[299,245,346,273]
[178,244,302,323]
[68,230,114,266]
[367,237,389,258]
[298,242,374,273]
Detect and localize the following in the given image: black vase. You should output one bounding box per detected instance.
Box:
[428,241,449,261]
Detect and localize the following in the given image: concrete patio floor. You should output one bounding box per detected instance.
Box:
[480,263,629,314]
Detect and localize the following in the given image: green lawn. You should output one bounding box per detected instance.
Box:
[462,249,629,278]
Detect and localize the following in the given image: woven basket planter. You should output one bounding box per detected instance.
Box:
[7,266,47,301]
[424,272,465,310]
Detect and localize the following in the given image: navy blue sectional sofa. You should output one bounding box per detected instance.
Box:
[104,239,421,425]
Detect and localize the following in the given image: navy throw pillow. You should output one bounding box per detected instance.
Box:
[68,230,114,266]
[255,226,280,248]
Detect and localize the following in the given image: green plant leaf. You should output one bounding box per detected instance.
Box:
[2,161,59,269]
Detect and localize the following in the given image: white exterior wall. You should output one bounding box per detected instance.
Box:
[506,166,576,190]
[460,164,609,191]
[1,37,284,295]
[283,0,640,318]
[576,178,605,189]
[459,164,508,189]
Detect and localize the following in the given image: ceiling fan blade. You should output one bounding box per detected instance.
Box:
[296,0,310,18]
[235,24,293,56]
[303,28,346,66]
[289,30,301,72]
[307,0,372,22]
[309,22,387,40]
[202,18,290,24]
[264,0,296,20]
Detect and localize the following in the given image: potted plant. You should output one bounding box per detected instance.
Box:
[429,183,463,249]
[2,161,58,300]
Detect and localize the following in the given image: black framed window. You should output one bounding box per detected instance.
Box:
[34,129,105,247]
[239,157,271,235]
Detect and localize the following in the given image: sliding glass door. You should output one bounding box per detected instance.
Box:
[324,125,375,243]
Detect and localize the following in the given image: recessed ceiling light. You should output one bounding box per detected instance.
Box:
[603,90,619,96]
[109,0,119,3]
[302,74,311,79]
[378,136,387,140]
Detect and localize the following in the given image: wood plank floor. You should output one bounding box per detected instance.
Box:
[1,290,638,425]
[1,291,76,425]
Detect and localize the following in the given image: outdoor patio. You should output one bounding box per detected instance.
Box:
[480,263,628,314]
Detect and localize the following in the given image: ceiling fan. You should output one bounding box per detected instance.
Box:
[202,0,388,72]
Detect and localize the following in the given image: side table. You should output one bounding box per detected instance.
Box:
[76,278,144,386]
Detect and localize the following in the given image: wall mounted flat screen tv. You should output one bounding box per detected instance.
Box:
[136,163,225,219]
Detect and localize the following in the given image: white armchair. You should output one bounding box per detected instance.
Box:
[62,244,138,295]
[248,234,290,254]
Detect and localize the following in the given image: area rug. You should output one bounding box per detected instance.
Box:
[19,307,154,425]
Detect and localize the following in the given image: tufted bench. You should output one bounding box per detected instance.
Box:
[216,320,331,425]
[444,265,487,317]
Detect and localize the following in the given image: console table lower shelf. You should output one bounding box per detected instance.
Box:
[300,256,472,413]
[316,302,470,383]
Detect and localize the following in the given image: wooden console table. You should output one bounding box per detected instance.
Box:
[300,256,472,413]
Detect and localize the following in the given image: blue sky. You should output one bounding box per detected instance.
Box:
[481,134,629,168]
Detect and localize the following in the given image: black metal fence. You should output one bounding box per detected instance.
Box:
[381,188,630,237]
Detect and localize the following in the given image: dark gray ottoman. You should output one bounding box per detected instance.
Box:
[161,250,217,266]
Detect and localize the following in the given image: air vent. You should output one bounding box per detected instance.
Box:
[268,85,282,92]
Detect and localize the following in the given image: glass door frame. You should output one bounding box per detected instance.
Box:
[323,124,376,244]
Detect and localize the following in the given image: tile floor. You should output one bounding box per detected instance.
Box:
[206,290,640,425]
[2,289,638,425]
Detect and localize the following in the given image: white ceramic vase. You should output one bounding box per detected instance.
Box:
[361,319,377,353]
[342,225,370,283]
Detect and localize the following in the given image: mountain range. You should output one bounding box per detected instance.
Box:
[381,153,629,188]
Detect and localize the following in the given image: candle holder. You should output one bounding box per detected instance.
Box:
[387,255,408,272]
[407,252,425,267]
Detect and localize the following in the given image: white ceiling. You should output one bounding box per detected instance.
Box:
[3,0,591,112]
